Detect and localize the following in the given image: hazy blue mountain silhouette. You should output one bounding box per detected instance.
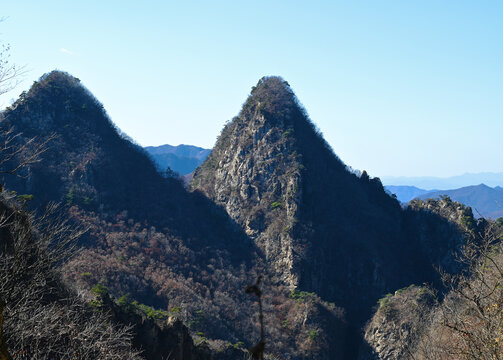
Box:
[145,144,210,175]
[382,172,503,190]
[385,185,430,202]
[416,184,503,219]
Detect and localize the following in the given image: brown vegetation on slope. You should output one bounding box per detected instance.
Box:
[0,197,142,359]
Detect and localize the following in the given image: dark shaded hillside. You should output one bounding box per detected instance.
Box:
[0,190,233,360]
[0,71,257,355]
[145,144,210,175]
[192,76,466,332]
[1,71,250,260]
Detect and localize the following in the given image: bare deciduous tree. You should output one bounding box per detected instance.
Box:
[0,37,25,97]
[436,223,503,360]
[0,200,142,359]
[410,222,503,360]
[0,33,142,359]
[0,25,52,186]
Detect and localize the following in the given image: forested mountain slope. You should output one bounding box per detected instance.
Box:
[1,71,248,258]
[0,193,143,359]
[0,71,346,359]
[0,72,473,359]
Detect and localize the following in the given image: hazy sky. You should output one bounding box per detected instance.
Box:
[0,1,502,178]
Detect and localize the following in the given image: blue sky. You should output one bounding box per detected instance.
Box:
[0,1,502,178]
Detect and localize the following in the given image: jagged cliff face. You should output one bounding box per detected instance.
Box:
[194,77,399,312]
[193,77,303,286]
[192,77,465,327]
[358,285,436,360]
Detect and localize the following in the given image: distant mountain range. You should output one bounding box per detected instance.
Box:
[386,184,503,219]
[382,172,503,190]
[385,185,430,202]
[417,184,503,219]
[144,144,210,175]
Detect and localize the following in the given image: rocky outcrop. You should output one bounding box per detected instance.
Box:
[360,198,483,360]
[101,293,244,360]
[359,286,436,360]
[192,79,303,286]
[404,196,477,276]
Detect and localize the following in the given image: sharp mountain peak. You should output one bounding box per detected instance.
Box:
[238,76,312,131]
[17,70,90,106]
[39,69,82,86]
[191,76,464,327]
[5,70,114,138]
[246,76,296,107]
